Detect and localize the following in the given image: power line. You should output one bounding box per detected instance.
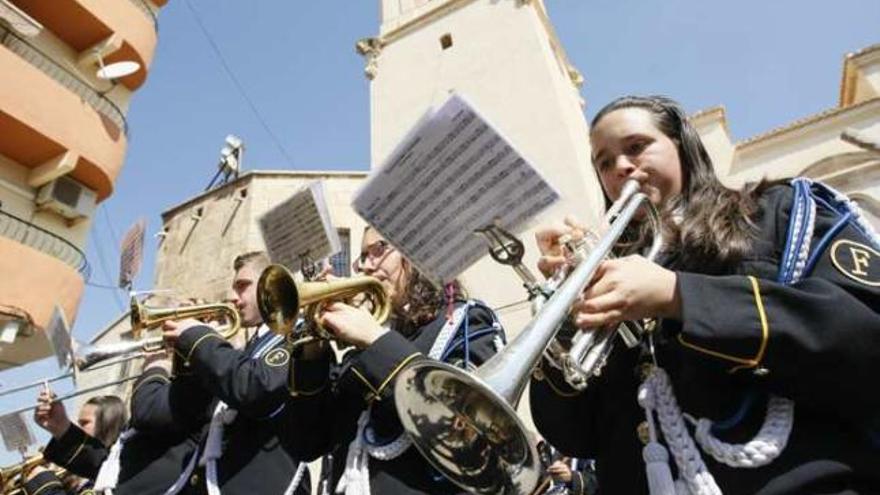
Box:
[101,203,121,259]
[88,228,125,312]
[86,281,124,290]
[183,0,297,169]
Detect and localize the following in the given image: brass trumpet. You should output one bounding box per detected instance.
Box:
[256,264,391,341]
[74,297,241,371]
[0,299,243,418]
[0,454,67,495]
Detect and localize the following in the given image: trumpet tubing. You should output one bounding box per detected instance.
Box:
[130,297,241,341]
[74,337,163,371]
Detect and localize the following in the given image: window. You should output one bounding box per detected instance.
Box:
[440,33,453,50]
[329,228,351,277]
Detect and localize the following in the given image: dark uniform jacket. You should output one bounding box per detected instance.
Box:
[530,183,880,494]
[23,470,94,495]
[553,459,597,495]
[129,327,326,495]
[43,425,108,481]
[296,301,504,495]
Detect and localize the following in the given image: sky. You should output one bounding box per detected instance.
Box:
[0,0,878,462]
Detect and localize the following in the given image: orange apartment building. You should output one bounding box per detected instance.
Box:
[0,0,167,368]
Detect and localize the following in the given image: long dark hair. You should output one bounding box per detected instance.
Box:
[394,261,465,336]
[591,95,764,272]
[84,395,127,447]
[361,227,465,334]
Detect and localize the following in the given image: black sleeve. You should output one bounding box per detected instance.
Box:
[43,425,107,479]
[23,470,67,495]
[281,348,339,461]
[674,205,880,424]
[175,326,289,418]
[129,367,211,433]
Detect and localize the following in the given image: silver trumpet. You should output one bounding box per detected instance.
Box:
[544,181,663,390]
[74,338,163,371]
[393,180,662,494]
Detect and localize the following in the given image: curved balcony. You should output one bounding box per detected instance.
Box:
[9,0,160,90]
[0,209,90,277]
[1,26,126,133]
[0,214,88,331]
[127,0,158,30]
[0,27,127,200]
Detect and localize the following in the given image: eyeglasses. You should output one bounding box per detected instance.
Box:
[353,240,392,270]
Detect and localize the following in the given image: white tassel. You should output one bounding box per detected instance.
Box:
[94,428,137,494]
[200,402,238,495]
[283,463,307,495]
[336,412,371,495]
[643,442,676,495]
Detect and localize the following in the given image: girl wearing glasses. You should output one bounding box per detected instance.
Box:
[295,226,506,495]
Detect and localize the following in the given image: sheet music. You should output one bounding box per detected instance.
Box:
[0,412,35,453]
[46,305,72,370]
[353,94,560,285]
[259,180,341,272]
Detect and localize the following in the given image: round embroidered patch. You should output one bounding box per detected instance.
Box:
[264,348,291,367]
[830,239,880,286]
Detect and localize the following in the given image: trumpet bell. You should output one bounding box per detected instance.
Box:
[394,361,539,495]
[256,264,391,338]
[257,264,301,335]
[130,296,147,339]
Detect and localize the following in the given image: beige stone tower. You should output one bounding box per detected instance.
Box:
[359,0,605,333]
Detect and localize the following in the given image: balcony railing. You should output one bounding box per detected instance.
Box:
[0,209,91,279]
[128,0,158,30]
[0,25,128,135]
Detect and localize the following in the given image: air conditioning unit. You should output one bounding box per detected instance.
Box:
[36,176,97,221]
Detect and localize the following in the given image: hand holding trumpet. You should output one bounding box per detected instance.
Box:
[535,217,681,331]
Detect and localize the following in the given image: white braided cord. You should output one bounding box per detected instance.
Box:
[782,186,808,281]
[641,368,721,495]
[337,303,474,494]
[693,397,794,468]
[790,188,816,282]
[816,179,880,249]
[363,304,468,460]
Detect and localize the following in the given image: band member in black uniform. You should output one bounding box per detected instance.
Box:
[29,392,126,494]
[535,439,598,495]
[293,227,507,495]
[530,95,880,494]
[541,458,596,495]
[156,251,324,495]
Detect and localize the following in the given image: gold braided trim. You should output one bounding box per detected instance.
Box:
[131,372,170,397]
[64,434,87,468]
[677,276,770,372]
[349,367,380,402]
[375,352,421,396]
[289,361,328,398]
[182,332,224,364]
[30,479,63,495]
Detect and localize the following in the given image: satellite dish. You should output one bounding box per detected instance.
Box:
[96,60,140,80]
